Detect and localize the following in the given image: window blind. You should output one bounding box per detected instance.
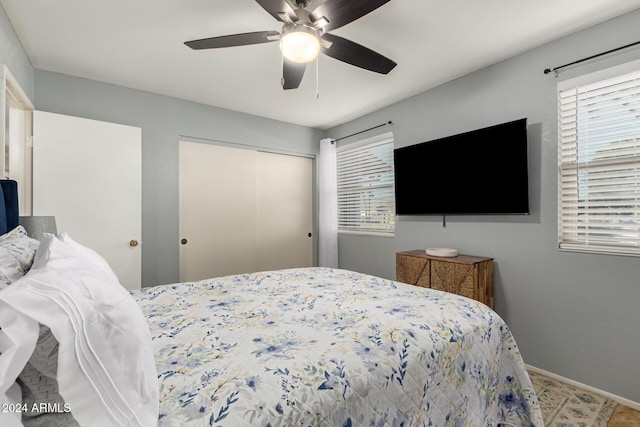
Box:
[558,67,640,255]
[337,132,395,236]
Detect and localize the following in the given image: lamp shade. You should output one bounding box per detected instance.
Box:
[19,216,58,240]
[280,26,320,63]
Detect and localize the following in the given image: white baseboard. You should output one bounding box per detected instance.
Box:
[526,364,640,411]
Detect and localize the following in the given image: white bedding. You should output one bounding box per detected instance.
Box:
[134,267,544,426]
[0,231,543,426]
[0,234,158,427]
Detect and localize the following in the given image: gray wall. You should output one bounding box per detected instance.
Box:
[326,10,640,403]
[0,6,33,100]
[34,71,322,287]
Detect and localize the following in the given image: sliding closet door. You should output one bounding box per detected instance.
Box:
[256,151,312,271]
[32,111,142,289]
[179,141,258,281]
[179,140,313,282]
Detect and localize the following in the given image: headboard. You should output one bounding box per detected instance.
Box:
[0,179,19,235]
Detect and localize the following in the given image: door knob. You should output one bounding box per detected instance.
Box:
[130,239,139,247]
[181,238,188,245]
[308,232,312,237]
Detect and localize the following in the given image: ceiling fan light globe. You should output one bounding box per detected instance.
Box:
[280,29,321,63]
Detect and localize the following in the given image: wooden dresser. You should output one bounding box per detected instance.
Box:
[395,250,494,308]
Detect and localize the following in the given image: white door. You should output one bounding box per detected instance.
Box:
[179,140,313,282]
[179,142,258,281]
[256,151,313,271]
[33,111,142,290]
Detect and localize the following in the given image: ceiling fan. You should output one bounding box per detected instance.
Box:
[184,0,397,90]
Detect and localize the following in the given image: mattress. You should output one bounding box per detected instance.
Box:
[133,267,543,426]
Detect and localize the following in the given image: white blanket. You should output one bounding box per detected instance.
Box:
[0,234,158,427]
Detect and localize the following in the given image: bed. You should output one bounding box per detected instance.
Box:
[0,179,543,426]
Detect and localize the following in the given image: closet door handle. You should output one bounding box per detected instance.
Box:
[181,238,188,245]
[130,239,139,247]
[308,232,312,237]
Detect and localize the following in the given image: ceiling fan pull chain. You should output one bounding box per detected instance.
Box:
[316,57,320,99]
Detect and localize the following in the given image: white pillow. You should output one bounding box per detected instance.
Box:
[56,232,119,283]
[0,234,158,427]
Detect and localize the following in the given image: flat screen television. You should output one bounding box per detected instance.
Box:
[394,118,529,215]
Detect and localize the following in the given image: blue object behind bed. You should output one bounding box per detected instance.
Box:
[0,179,19,235]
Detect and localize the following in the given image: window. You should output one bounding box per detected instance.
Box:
[336,131,395,236]
[558,61,640,256]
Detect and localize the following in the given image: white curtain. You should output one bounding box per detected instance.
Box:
[318,138,338,268]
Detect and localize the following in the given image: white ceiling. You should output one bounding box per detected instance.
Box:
[2,0,640,129]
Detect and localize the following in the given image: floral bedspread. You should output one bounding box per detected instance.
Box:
[132,267,543,427]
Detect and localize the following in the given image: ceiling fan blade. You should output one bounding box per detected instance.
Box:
[282,59,306,90]
[321,33,396,74]
[254,0,298,23]
[311,0,390,32]
[185,31,280,50]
